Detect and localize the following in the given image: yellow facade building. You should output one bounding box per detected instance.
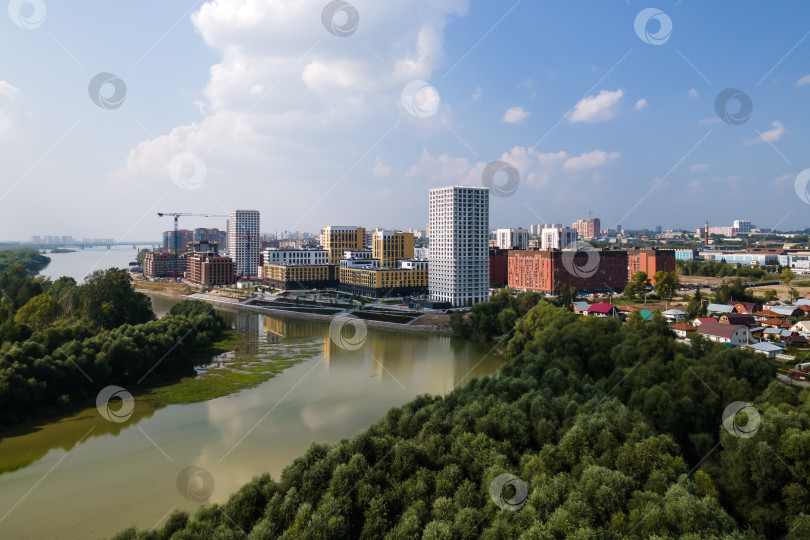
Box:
[263,264,337,290]
[372,231,415,268]
[322,226,366,265]
[339,260,428,298]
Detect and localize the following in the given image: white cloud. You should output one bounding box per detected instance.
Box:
[470,86,481,102]
[502,106,530,124]
[563,150,620,173]
[688,88,699,98]
[373,157,391,178]
[115,0,472,228]
[796,75,810,87]
[569,89,624,123]
[0,81,19,99]
[745,121,785,146]
[407,146,619,188]
[634,98,648,112]
[773,172,794,186]
[690,163,709,174]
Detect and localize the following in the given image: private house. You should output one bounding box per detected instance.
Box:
[693,317,716,326]
[572,301,591,315]
[707,303,734,315]
[670,323,696,338]
[789,321,810,338]
[746,342,784,359]
[719,313,756,327]
[587,302,619,318]
[762,318,792,329]
[729,301,760,314]
[697,321,751,345]
[662,309,687,322]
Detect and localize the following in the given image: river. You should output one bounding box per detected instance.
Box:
[0,294,506,539]
[38,245,143,282]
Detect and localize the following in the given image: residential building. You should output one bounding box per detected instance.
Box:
[587,302,619,317]
[373,231,415,267]
[227,210,261,277]
[627,248,676,282]
[193,228,227,246]
[733,220,752,234]
[496,228,529,250]
[263,264,337,290]
[429,186,490,307]
[746,342,784,358]
[697,321,751,345]
[262,247,329,266]
[489,248,509,287]
[675,249,699,261]
[671,323,696,338]
[323,226,367,265]
[719,313,756,326]
[541,225,578,250]
[339,259,428,298]
[186,252,236,287]
[163,229,194,251]
[508,249,629,294]
[144,252,185,278]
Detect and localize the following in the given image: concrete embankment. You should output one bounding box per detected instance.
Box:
[137,288,454,336]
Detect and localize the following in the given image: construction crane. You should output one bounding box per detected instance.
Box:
[157,212,227,279]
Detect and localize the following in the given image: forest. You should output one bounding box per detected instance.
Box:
[114,299,808,539]
[0,249,50,275]
[0,263,226,427]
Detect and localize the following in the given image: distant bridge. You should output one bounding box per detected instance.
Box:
[20,242,159,250]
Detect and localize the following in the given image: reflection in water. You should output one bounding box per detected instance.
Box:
[0,296,506,540]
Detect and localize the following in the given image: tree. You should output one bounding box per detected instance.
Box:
[685,286,707,318]
[78,268,153,329]
[14,294,63,331]
[559,284,577,309]
[653,271,678,302]
[781,267,796,286]
[624,272,650,298]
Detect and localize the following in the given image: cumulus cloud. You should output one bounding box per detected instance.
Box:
[569,89,624,123]
[0,81,21,135]
[690,163,709,174]
[114,0,472,223]
[688,88,699,98]
[795,75,810,87]
[470,87,481,102]
[407,146,619,188]
[634,98,648,111]
[502,106,530,124]
[373,157,392,178]
[745,121,785,146]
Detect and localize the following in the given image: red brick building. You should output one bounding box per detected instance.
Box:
[627,248,676,283]
[508,249,628,294]
[489,248,509,286]
[186,253,236,287]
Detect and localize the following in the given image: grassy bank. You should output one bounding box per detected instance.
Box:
[140,331,321,406]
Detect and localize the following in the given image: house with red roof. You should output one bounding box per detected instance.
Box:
[586,302,619,317]
[697,321,751,346]
[692,318,716,327]
[729,301,760,314]
[670,323,696,338]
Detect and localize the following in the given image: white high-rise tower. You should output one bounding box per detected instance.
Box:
[428,186,489,307]
[227,210,260,277]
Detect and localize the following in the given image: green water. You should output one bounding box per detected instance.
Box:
[0,295,506,539]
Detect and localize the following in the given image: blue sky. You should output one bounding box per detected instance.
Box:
[1,0,809,241]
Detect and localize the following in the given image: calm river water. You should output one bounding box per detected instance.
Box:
[38,245,143,282]
[0,294,506,539]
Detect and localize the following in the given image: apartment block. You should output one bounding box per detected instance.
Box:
[495,228,529,250]
[186,253,236,287]
[627,248,676,282]
[339,259,428,298]
[323,226,366,265]
[144,252,186,278]
[263,264,337,290]
[541,225,578,250]
[508,249,628,294]
[262,247,329,266]
[372,231,415,268]
[227,210,261,277]
[429,186,490,307]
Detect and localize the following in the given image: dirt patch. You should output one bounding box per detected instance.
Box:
[133,279,195,297]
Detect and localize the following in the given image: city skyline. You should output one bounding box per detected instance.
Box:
[2,2,810,240]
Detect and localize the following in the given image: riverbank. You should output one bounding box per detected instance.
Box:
[136,285,454,335]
